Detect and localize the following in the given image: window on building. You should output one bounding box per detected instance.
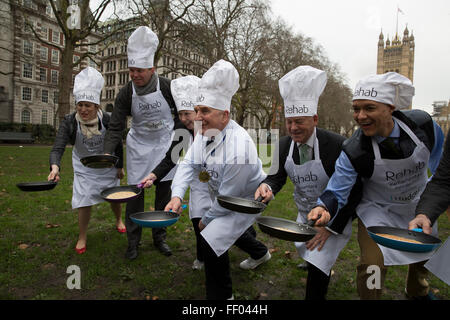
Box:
[119,72,128,85]
[53,91,58,104]
[42,89,48,103]
[45,5,52,17]
[41,26,48,40]
[40,46,48,61]
[23,0,33,8]
[51,70,58,84]
[39,67,47,82]
[21,109,31,123]
[23,63,33,79]
[41,110,48,124]
[52,30,60,44]
[51,49,59,64]
[22,87,32,101]
[23,39,33,55]
[89,59,97,68]
[73,55,80,69]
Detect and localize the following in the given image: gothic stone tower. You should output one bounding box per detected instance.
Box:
[377,26,415,83]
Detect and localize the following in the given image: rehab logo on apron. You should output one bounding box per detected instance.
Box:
[126,79,174,184]
[357,117,438,266]
[284,134,353,275]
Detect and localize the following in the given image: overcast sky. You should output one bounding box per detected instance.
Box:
[91,0,449,114]
[270,0,450,114]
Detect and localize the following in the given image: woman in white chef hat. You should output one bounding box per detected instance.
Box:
[48,67,125,255]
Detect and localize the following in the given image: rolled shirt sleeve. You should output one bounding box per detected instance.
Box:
[317,151,358,221]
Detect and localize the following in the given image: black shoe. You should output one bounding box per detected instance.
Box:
[155,241,172,256]
[297,262,308,270]
[125,245,138,260]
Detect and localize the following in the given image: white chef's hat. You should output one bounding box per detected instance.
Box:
[73,67,104,105]
[279,65,327,118]
[196,59,239,111]
[171,75,201,112]
[353,72,415,110]
[127,26,159,69]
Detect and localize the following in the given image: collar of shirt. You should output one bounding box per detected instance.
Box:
[374,118,400,144]
[296,127,316,150]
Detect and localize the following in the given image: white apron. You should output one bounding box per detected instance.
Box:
[126,79,174,184]
[189,168,212,219]
[357,118,439,266]
[200,134,259,257]
[286,138,353,275]
[424,237,450,285]
[72,115,119,209]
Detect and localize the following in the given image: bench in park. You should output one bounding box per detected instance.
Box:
[0,132,35,143]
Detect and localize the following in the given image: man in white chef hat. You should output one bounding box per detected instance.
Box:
[308,72,445,300]
[104,26,180,260]
[254,65,361,300]
[165,60,270,300]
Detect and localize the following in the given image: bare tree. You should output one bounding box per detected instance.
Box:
[227,1,271,126]
[18,0,129,122]
[122,0,196,74]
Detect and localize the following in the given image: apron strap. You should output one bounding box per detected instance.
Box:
[371,117,423,160]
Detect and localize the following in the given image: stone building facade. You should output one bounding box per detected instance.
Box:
[377,26,415,83]
[0,0,100,127]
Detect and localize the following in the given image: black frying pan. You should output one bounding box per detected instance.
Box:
[367,226,442,253]
[256,216,318,242]
[100,185,142,203]
[216,195,266,214]
[80,154,118,168]
[17,181,57,192]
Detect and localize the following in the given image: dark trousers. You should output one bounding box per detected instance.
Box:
[191,217,204,262]
[234,226,268,260]
[125,180,172,247]
[305,262,330,300]
[201,226,268,300]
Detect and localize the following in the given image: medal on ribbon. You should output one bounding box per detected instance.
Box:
[199,170,210,183]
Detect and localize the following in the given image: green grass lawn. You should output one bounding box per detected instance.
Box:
[0,145,448,300]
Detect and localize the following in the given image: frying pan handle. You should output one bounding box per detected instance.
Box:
[255,195,270,205]
[169,204,187,213]
[137,183,145,188]
[306,214,322,227]
[412,228,423,233]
